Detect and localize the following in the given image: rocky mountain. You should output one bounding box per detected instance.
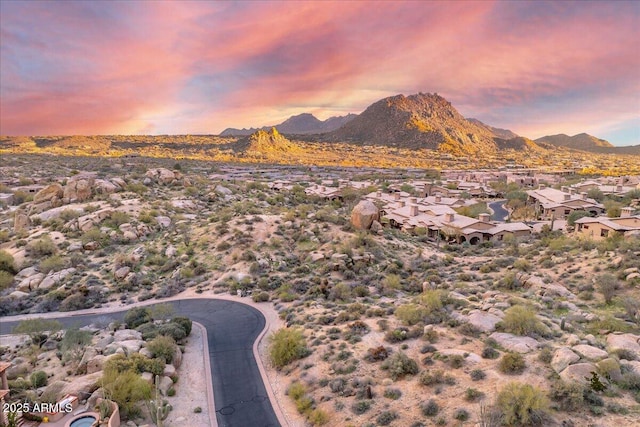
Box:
[467,118,519,140]
[235,127,301,154]
[327,93,510,155]
[534,133,614,151]
[220,113,356,136]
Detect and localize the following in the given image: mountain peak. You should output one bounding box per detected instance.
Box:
[535,133,614,152]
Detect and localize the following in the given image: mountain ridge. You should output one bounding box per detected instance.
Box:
[220,113,357,136]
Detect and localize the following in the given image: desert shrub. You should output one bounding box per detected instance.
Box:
[395,303,428,325]
[376,411,398,426]
[482,346,500,359]
[420,399,439,416]
[453,408,470,421]
[383,387,402,399]
[252,291,270,302]
[124,307,152,328]
[39,255,65,274]
[30,370,48,388]
[596,273,619,305]
[499,352,526,374]
[499,306,548,337]
[351,400,371,415]
[287,381,306,400]
[0,271,14,290]
[269,328,310,369]
[465,387,484,401]
[61,328,93,364]
[158,323,187,342]
[29,236,57,257]
[497,382,549,426]
[101,367,152,419]
[0,250,16,273]
[448,354,465,368]
[13,318,62,347]
[106,211,130,228]
[146,335,176,364]
[308,408,329,426]
[171,317,192,336]
[549,381,584,411]
[381,351,419,380]
[470,369,486,381]
[419,369,454,386]
[365,346,390,362]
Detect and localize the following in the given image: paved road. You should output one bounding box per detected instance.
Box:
[0,299,280,427]
[489,200,509,221]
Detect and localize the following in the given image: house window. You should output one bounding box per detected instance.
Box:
[564,210,570,215]
[600,229,609,237]
[583,225,589,229]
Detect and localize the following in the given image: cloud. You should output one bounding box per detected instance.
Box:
[1,1,638,144]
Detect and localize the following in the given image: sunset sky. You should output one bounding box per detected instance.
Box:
[1,1,638,146]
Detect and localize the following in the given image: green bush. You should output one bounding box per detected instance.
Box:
[31,371,48,388]
[376,410,398,426]
[308,408,329,426]
[158,323,187,342]
[497,382,549,426]
[395,304,428,325]
[171,317,192,336]
[124,307,152,328]
[499,306,548,337]
[0,250,16,273]
[101,367,152,418]
[147,335,177,364]
[269,328,310,369]
[351,400,371,415]
[420,399,439,416]
[381,351,419,380]
[0,270,14,290]
[499,352,526,374]
[39,255,65,274]
[29,236,57,257]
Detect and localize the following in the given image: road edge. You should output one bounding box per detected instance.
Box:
[193,321,218,427]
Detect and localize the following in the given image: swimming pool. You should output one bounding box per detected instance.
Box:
[69,415,97,427]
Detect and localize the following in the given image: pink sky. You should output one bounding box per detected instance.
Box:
[1,1,638,145]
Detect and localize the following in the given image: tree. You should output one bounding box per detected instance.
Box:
[124,307,152,328]
[567,210,592,226]
[269,328,310,369]
[597,273,619,304]
[586,188,604,202]
[14,318,62,347]
[61,328,93,369]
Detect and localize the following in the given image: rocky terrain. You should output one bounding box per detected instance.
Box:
[1,154,639,426]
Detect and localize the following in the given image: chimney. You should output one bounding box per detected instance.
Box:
[399,201,406,207]
[616,185,623,192]
[410,197,417,204]
[569,188,576,195]
[320,186,326,191]
[444,213,454,223]
[580,192,587,200]
[393,193,400,200]
[563,194,571,201]
[479,213,491,222]
[561,186,568,192]
[435,195,442,203]
[621,207,634,218]
[410,205,419,217]
[376,190,382,197]
[539,184,546,190]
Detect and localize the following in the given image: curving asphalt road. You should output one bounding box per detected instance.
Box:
[489,200,509,221]
[0,299,280,427]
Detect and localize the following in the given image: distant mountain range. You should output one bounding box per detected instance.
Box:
[220,113,357,136]
[222,92,638,155]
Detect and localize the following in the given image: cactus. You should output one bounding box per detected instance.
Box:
[147,374,171,427]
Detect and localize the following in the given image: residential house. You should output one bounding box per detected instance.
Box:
[526,186,604,220]
[574,208,640,240]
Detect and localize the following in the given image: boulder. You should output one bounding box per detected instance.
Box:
[627,272,640,281]
[60,372,102,397]
[163,364,176,377]
[466,310,502,332]
[489,332,539,353]
[310,252,324,262]
[156,216,171,228]
[14,210,30,232]
[215,185,232,195]
[350,200,379,230]
[157,376,173,396]
[571,344,608,361]
[131,246,146,262]
[437,349,481,364]
[114,329,142,342]
[34,183,63,203]
[8,290,29,299]
[14,266,39,282]
[95,335,114,352]
[370,220,383,233]
[559,362,598,385]
[94,179,119,194]
[165,245,177,258]
[606,333,640,359]
[114,266,131,281]
[83,241,100,251]
[620,360,640,376]
[597,357,622,382]
[141,372,154,384]
[77,348,99,374]
[145,168,178,185]
[17,273,45,292]
[63,175,94,202]
[39,268,76,290]
[551,347,580,373]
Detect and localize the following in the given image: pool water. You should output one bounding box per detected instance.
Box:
[69,415,97,427]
